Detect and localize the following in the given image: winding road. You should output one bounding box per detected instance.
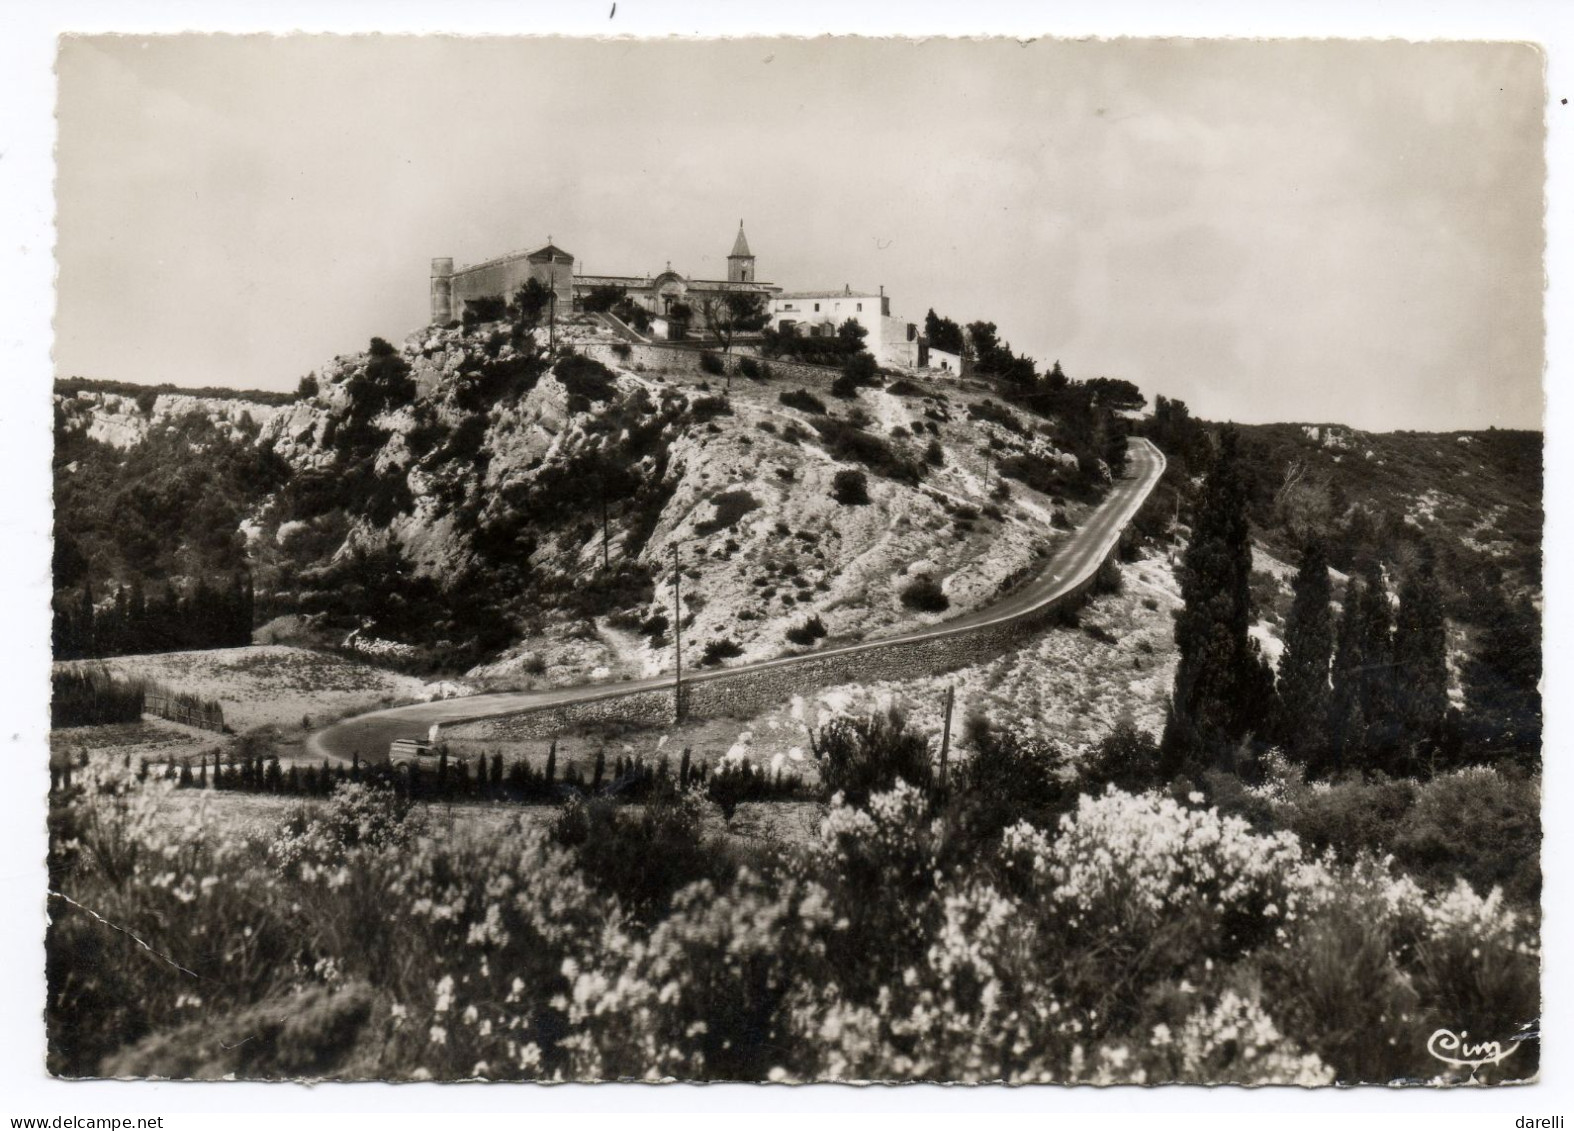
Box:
[308,438,1166,763]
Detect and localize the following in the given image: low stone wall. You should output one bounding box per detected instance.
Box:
[449,683,675,742]
[583,341,849,394]
[453,556,1109,742]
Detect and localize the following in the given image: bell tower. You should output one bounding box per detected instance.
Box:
[726,220,755,283]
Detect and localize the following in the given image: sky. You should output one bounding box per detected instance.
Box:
[54,35,1546,432]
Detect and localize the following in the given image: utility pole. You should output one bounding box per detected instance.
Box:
[599,473,610,573]
[938,685,955,796]
[672,542,684,722]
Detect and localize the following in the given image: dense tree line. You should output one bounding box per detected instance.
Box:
[51,667,144,728]
[53,573,255,660]
[1164,425,1538,779]
[922,306,1135,486]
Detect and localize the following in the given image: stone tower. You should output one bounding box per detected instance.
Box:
[727,221,755,283]
[430,257,454,325]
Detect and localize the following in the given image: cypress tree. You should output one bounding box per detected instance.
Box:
[545,741,557,788]
[1463,590,1542,767]
[1162,428,1274,773]
[592,749,606,792]
[1327,572,1369,775]
[1393,550,1449,770]
[1275,539,1334,769]
[1356,561,1402,772]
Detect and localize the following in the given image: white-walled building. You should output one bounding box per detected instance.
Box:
[921,345,965,375]
[768,286,919,368]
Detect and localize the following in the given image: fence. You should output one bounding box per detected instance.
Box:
[144,685,227,732]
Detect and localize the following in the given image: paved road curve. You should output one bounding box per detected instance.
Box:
[309,438,1166,764]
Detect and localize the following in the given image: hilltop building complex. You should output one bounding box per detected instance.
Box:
[429,222,935,370]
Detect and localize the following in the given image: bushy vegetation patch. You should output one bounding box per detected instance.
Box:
[831,469,870,506]
[968,399,1026,435]
[694,490,760,536]
[785,615,828,646]
[899,573,949,613]
[811,417,925,484]
[688,396,732,423]
[698,351,726,377]
[553,353,618,411]
[45,701,1538,1084]
[778,388,826,415]
[699,638,744,666]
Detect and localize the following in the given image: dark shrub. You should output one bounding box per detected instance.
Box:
[830,374,859,399]
[831,469,870,506]
[842,351,880,388]
[812,418,924,483]
[700,638,744,666]
[689,396,732,422]
[611,342,632,360]
[885,379,925,396]
[1391,769,1541,907]
[925,439,945,467]
[968,399,1026,434]
[296,374,319,400]
[550,795,717,923]
[694,490,760,536]
[1080,720,1163,795]
[580,284,627,314]
[785,615,828,646]
[810,707,933,808]
[951,717,1072,851]
[553,353,617,407]
[779,388,826,415]
[462,296,507,326]
[899,573,949,612]
[738,356,762,379]
[699,351,726,377]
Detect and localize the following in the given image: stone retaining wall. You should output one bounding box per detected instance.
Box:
[456,683,675,742]
[449,557,1110,743]
[583,341,850,394]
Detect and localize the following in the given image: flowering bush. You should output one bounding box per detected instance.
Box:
[45,760,1538,1084]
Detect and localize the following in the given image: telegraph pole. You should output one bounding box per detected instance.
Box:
[672,543,684,722]
[938,685,955,795]
[599,473,610,573]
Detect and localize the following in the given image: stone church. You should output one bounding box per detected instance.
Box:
[429,222,780,326]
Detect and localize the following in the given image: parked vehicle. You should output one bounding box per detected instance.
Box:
[389,737,437,768]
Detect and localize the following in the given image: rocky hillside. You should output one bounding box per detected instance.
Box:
[54,314,1117,685]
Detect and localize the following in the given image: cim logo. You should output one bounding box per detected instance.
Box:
[1425,1027,1521,1072]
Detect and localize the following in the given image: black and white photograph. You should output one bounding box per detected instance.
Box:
[19,14,1557,1104]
